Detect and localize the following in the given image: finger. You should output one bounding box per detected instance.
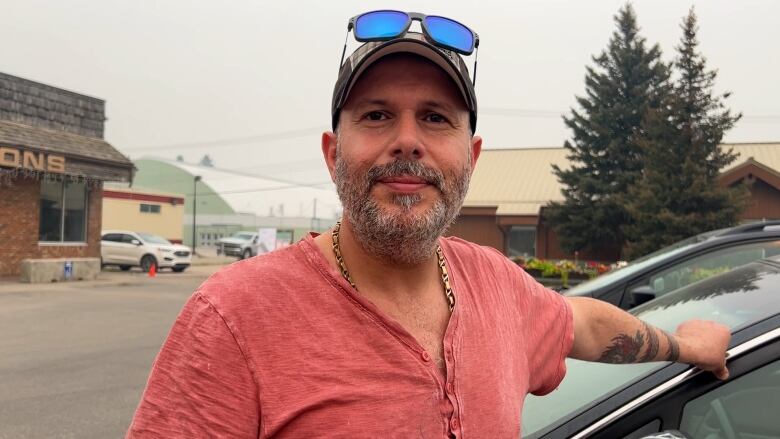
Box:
[713,366,729,381]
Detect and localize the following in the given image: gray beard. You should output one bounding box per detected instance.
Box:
[334,151,471,265]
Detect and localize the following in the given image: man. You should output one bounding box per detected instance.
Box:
[127,11,729,438]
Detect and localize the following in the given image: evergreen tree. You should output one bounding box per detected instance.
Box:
[546,4,670,258]
[623,8,747,259]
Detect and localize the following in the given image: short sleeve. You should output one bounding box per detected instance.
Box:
[126,293,259,438]
[511,263,574,395]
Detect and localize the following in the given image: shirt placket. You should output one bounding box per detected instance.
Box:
[442,338,461,438]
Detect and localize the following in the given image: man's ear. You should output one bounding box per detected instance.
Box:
[469,135,482,174]
[322,131,338,182]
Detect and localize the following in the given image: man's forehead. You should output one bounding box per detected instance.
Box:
[344,53,468,110]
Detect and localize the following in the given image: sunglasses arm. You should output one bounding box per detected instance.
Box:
[339,26,351,68]
[472,45,479,86]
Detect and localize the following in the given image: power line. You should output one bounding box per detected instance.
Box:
[145,156,332,191]
[481,107,564,118]
[482,106,780,123]
[124,126,326,152]
[183,181,335,197]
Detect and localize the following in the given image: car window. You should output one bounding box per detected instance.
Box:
[136,232,171,245]
[641,240,780,298]
[120,234,137,244]
[522,263,780,438]
[101,233,120,242]
[564,244,700,297]
[679,358,780,438]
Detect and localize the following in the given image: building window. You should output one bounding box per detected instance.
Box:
[140,203,161,213]
[39,179,87,242]
[507,226,536,258]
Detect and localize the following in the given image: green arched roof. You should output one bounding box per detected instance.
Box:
[133,159,235,215]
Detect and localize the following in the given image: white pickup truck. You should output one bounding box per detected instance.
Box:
[217,231,270,259]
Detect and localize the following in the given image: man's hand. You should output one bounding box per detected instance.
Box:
[675,320,731,380]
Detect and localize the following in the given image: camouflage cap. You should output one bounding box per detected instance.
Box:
[331,32,477,134]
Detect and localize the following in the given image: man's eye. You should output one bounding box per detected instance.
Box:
[365,111,386,121]
[426,113,447,123]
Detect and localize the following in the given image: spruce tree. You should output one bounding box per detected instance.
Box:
[546,4,669,258]
[623,8,747,259]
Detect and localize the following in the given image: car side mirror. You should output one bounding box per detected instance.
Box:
[131,239,142,246]
[253,237,258,244]
[639,430,692,439]
[630,284,656,307]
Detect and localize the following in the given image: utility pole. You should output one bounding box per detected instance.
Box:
[192,175,202,255]
[311,198,318,231]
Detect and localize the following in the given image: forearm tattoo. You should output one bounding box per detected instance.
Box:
[598,330,645,363]
[662,330,680,362]
[639,321,660,362]
[598,321,671,364]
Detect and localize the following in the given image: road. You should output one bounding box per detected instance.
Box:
[0,266,222,439]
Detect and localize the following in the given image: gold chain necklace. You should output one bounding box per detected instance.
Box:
[331,221,455,312]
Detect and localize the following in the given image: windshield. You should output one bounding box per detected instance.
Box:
[522,261,780,438]
[136,233,171,245]
[563,230,718,297]
[232,232,255,240]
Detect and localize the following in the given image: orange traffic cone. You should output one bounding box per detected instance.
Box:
[148,264,156,278]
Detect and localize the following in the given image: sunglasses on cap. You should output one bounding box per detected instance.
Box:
[339,10,480,84]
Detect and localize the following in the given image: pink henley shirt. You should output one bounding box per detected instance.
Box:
[127,234,573,438]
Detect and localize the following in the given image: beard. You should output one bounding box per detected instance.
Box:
[334,148,471,265]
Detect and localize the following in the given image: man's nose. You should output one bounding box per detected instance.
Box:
[390,112,425,160]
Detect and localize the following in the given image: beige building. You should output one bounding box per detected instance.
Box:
[102,185,186,243]
[448,142,780,261]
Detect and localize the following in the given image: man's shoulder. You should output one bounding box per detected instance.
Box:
[195,242,318,312]
[440,235,510,263]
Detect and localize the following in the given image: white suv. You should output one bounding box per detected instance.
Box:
[101,230,192,272]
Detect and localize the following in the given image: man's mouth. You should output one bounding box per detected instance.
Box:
[377,175,431,193]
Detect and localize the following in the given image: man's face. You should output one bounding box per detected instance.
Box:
[323,53,482,263]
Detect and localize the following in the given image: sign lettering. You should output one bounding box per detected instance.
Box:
[0,147,65,173]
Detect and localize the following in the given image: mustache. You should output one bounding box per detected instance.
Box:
[365,160,444,191]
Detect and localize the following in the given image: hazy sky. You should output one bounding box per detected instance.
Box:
[3,0,779,186]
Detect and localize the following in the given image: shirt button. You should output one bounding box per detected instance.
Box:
[421,351,431,362]
[450,417,460,430]
[446,382,455,394]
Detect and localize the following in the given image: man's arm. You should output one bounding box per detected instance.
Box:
[566,297,731,380]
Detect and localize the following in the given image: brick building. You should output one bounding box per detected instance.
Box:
[0,72,134,278]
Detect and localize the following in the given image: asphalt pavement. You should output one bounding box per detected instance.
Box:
[0,264,225,439]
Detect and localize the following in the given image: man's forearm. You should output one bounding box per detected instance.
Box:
[596,319,679,364]
[565,297,729,380]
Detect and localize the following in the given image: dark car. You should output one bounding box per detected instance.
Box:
[563,221,780,309]
[522,255,780,439]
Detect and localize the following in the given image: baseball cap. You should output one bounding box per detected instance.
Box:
[331,32,478,134]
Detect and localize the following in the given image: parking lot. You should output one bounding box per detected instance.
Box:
[0,265,223,439]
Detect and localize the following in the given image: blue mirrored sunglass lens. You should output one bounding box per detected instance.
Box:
[355,11,408,40]
[424,16,474,53]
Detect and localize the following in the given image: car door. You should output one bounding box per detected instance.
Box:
[101,233,122,263]
[564,321,780,439]
[117,233,142,264]
[621,239,780,309]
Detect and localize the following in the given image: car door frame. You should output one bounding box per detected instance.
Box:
[616,236,780,309]
[538,314,780,439]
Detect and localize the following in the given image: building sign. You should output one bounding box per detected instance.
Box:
[0,147,65,173]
